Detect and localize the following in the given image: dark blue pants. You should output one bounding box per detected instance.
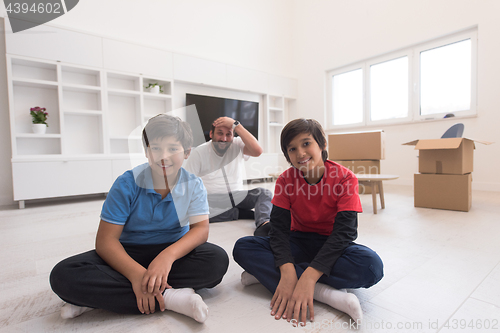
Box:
[233,233,383,294]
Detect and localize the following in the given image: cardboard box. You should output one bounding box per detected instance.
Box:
[403,138,492,175]
[414,173,472,212]
[335,160,380,194]
[328,130,385,160]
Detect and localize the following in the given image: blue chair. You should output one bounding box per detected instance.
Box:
[441,123,464,138]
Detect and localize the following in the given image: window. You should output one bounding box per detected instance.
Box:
[326,28,477,129]
[420,39,472,116]
[332,68,363,125]
[370,56,409,121]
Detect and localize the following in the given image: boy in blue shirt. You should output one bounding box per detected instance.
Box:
[50,114,229,323]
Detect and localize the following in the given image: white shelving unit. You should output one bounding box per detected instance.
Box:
[6,55,172,207]
[266,95,285,154]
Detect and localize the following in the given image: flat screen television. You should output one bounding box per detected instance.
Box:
[186,93,259,147]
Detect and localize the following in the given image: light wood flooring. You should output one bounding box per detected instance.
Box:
[1,183,499,332]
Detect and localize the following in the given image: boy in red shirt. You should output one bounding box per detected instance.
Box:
[233,118,383,327]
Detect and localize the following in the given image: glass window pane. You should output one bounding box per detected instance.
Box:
[420,39,471,116]
[370,56,408,121]
[332,69,363,125]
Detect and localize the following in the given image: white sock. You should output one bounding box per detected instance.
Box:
[60,303,93,319]
[313,283,363,323]
[241,271,260,286]
[163,288,208,323]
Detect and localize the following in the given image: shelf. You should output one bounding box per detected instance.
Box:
[61,83,102,91]
[269,107,283,112]
[143,92,173,100]
[108,89,141,97]
[109,135,142,140]
[64,109,103,116]
[16,133,61,138]
[269,122,284,127]
[13,79,58,89]
[61,65,101,87]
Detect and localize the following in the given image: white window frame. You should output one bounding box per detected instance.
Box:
[326,63,365,129]
[325,27,477,131]
[366,49,413,126]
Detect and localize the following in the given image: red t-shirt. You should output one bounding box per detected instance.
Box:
[271,160,362,236]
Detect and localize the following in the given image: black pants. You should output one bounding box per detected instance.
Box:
[208,188,272,227]
[50,242,229,314]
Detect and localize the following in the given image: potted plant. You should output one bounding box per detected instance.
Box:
[30,106,48,134]
[144,83,163,94]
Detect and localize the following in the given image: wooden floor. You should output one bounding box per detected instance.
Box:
[1,183,499,333]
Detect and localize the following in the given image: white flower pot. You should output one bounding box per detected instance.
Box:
[148,86,160,94]
[32,124,47,134]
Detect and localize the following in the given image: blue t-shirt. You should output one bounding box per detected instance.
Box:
[100,163,209,245]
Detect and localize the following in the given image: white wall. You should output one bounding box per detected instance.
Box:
[292,0,500,191]
[34,0,296,78]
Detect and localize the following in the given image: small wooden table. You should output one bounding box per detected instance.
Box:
[356,174,399,214]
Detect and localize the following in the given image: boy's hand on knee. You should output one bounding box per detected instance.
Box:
[287,278,316,326]
[132,279,165,314]
[141,258,173,296]
[271,264,297,320]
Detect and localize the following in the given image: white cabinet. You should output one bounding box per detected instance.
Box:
[5,23,103,68]
[173,54,227,87]
[226,65,268,93]
[103,39,173,78]
[12,159,113,201]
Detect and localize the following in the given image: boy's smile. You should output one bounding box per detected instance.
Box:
[146,136,189,187]
[287,133,325,183]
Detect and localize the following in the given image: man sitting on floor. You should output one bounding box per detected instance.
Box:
[185,116,272,236]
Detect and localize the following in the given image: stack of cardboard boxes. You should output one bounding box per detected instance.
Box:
[328,130,386,194]
[404,137,491,212]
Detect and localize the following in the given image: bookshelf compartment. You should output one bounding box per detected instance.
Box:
[110,138,144,155]
[13,83,60,135]
[61,66,101,87]
[144,97,172,117]
[11,58,57,82]
[269,95,283,109]
[107,72,140,92]
[108,94,141,137]
[16,137,61,155]
[143,78,172,95]
[62,87,102,111]
[64,114,104,154]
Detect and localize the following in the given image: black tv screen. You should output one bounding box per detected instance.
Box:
[186,93,259,146]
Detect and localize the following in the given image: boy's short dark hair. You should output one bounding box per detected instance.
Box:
[280,118,328,164]
[142,114,193,153]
